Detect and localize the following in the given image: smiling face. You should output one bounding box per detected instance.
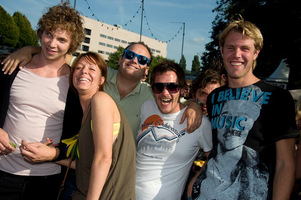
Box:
[195,82,221,115]
[40,28,71,61]
[72,56,105,96]
[118,44,150,81]
[153,71,182,114]
[221,30,260,85]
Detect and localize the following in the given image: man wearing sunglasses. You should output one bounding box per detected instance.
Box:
[135,60,212,200]
[3,42,203,138]
[105,42,203,137]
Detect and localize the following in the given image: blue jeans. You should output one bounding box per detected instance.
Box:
[61,170,77,200]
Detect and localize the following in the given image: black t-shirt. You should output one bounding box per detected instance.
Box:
[191,81,298,200]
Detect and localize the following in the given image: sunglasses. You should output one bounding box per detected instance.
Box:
[123,49,150,65]
[152,83,180,94]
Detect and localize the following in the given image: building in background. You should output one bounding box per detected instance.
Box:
[76,16,167,61]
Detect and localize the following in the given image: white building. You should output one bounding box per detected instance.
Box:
[76,16,167,61]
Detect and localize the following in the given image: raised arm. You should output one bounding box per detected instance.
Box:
[180,101,203,133]
[1,46,41,75]
[1,45,74,75]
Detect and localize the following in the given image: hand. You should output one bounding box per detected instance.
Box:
[1,46,35,75]
[0,128,15,155]
[20,140,57,163]
[180,101,203,133]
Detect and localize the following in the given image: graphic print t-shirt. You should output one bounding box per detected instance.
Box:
[135,100,212,200]
[193,81,298,200]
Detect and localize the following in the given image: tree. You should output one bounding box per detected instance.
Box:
[179,55,186,72]
[191,55,201,74]
[148,55,169,73]
[13,12,38,48]
[0,6,19,47]
[106,46,124,70]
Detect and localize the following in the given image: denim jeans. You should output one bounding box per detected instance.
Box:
[61,170,77,200]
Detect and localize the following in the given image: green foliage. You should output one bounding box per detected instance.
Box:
[148,55,169,73]
[146,55,172,83]
[106,46,124,70]
[191,55,201,74]
[179,55,186,72]
[0,6,19,47]
[13,12,38,48]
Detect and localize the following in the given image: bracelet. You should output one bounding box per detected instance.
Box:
[190,98,203,107]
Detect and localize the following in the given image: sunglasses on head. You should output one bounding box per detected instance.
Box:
[152,83,180,94]
[123,49,150,66]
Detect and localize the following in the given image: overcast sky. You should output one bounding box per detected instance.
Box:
[1,0,217,70]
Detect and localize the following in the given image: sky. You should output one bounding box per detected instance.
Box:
[1,0,217,70]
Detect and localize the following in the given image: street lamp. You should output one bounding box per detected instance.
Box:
[171,22,185,60]
[140,0,144,41]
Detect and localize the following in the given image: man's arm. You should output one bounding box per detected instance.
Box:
[1,46,73,75]
[273,138,296,200]
[1,46,41,75]
[180,101,203,133]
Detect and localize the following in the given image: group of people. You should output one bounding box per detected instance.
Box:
[0,2,299,200]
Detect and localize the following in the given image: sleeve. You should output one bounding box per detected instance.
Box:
[198,115,213,152]
[0,64,19,128]
[269,88,298,141]
[55,87,83,161]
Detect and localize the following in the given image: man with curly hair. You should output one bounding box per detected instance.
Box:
[0,3,84,200]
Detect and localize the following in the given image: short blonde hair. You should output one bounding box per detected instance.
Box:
[219,17,263,69]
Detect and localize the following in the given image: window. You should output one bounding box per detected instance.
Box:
[156,50,161,53]
[106,44,113,48]
[84,37,90,44]
[115,38,120,42]
[100,34,107,38]
[85,28,91,35]
[121,40,127,44]
[98,50,104,54]
[105,52,111,55]
[99,42,106,46]
[108,36,114,40]
[82,45,89,51]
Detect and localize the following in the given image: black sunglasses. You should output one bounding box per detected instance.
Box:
[152,83,180,94]
[123,49,150,65]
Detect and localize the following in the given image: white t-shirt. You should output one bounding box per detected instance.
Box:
[136,100,212,200]
[0,68,69,176]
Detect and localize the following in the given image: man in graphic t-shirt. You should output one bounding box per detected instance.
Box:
[191,17,298,200]
[135,60,213,199]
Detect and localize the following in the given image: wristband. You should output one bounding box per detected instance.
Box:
[194,98,204,106]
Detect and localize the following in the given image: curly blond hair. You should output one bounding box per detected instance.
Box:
[37,3,85,54]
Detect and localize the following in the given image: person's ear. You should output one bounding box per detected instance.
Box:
[99,76,105,86]
[253,49,260,60]
[220,46,224,57]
